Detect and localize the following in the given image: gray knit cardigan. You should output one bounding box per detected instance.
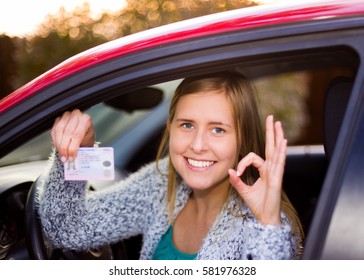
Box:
[38,152,300,260]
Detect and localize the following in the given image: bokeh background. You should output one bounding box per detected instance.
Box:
[0,0,351,145]
[0,0,262,98]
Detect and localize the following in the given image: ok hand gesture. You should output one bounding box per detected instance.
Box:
[228,115,287,226]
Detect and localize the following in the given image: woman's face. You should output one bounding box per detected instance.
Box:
[169,90,238,192]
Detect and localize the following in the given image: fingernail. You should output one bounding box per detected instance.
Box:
[236,170,241,177]
[61,156,67,163]
[69,156,74,162]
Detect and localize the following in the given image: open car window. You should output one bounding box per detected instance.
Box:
[0,81,179,168]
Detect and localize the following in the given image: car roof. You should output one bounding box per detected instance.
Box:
[1,0,364,114]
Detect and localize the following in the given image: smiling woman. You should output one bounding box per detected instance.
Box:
[37,71,302,260]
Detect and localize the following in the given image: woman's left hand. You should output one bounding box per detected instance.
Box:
[228,115,287,226]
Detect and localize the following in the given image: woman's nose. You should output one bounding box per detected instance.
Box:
[189,130,208,153]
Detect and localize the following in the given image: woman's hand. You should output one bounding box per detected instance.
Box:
[228,115,287,226]
[51,109,95,162]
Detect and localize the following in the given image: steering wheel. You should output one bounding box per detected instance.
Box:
[24,177,128,260]
[24,177,48,259]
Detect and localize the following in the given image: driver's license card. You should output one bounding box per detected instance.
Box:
[64,147,115,181]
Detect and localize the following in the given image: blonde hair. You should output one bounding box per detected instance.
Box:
[156,71,304,255]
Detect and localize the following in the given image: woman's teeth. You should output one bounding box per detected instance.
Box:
[187,158,214,168]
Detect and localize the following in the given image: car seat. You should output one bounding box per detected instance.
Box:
[323,76,353,160]
[283,76,353,238]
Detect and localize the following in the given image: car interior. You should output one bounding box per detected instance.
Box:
[0,45,359,260]
[283,75,353,240]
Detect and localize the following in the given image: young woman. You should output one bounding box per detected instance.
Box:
[39,71,303,260]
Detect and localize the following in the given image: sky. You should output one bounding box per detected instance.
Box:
[0,0,293,37]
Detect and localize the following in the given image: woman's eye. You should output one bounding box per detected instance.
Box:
[182,123,193,129]
[212,127,224,134]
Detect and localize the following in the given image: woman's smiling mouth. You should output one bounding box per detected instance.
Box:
[187,158,215,168]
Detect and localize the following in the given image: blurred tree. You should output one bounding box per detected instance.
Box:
[0,35,17,98]
[15,0,258,87]
[114,0,257,37]
[16,3,109,87]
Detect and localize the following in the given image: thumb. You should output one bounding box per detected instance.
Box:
[228,168,247,193]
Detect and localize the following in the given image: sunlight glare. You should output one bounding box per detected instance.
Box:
[0,0,127,37]
[0,0,306,37]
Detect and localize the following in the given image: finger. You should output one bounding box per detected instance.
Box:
[52,109,88,161]
[59,110,83,160]
[228,168,249,193]
[67,113,94,159]
[50,116,61,145]
[274,120,284,148]
[270,138,287,190]
[236,152,265,176]
[232,153,265,196]
[270,120,286,172]
[228,168,242,186]
[273,138,287,180]
[51,116,66,161]
[79,114,94,147]
[51,111,72,161]
[265,115,274,160]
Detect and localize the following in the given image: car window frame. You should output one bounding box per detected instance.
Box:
[303,64,364,259]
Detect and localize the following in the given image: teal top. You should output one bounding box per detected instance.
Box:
[152,226,197,260]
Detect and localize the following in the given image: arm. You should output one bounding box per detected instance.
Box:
[39,152,165,251]
[242,213,297,260]
[228,115,298,259]
[39,109,167,251]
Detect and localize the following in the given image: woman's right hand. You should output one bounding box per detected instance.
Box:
[228,115,287,226]
[51,109,95,163]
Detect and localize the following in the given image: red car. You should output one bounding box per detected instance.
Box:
[1,0,364,260]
